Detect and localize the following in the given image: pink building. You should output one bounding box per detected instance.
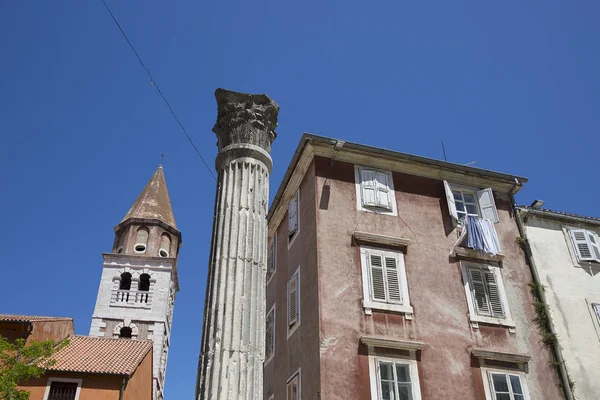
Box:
[263,134,564,400]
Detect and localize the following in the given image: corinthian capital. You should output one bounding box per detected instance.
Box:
[212,88,279,154]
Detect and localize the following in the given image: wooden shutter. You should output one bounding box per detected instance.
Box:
[368,253,387,302]
[360,169,377,207]
[265,308,274,359]
[288,273,299,326]
[477,188,499,223]
[384,256,402,303]
[443,181,459,225]
[570,229,594,261]
[468,267,491,316]
[483,269,504,318]
[375,171,392,210]
[587,231,600,261]
[288,193,298,236]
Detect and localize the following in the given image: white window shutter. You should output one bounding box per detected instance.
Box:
[288,274,298,326]
[368,253,387,302]
[468,267,491,316]
[443,180,458,225]
[483,269,504,318]
[570,229,594,261]
[288,194,298,236]
[375,171,392,210]
[360,169,377,207]
[587,231,600,261]
[384,256,402,303]
[476,188,499,223]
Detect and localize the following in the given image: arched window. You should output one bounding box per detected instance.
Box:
[119,272,132,290]
[119,327,132,339]
[159,234,171,257]
[139,273,151,291]
[134,227,149,254]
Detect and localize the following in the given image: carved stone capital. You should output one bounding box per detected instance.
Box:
[212,88,279,154]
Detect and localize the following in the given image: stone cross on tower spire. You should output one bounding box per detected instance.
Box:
[196,89,279,400]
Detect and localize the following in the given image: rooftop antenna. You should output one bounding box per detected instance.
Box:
[441,141,447,161]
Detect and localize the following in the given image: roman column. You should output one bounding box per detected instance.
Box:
[196,88,279,400]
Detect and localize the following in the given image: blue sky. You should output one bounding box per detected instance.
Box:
[1,1,599,398]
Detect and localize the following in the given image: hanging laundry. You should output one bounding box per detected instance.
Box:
[466,216,501,255]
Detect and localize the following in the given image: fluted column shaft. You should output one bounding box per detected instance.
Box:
[197,89,278,400]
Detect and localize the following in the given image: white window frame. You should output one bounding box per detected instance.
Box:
[461,261,515,328]
[287,368,301,400]
[265,303,276,366]
[586,299,600,342]
[287,267,301,338]
[480,367,530,400]
[568,228,600,263]
[444,181,499,225]
[43,377,83,400]
[267,233,277,286]
[368,355,422,400]
[288,191,300,248]
[354,166,398,216]
[360,246,413,317]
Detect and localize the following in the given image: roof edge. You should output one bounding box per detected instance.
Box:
[518,206,600,226]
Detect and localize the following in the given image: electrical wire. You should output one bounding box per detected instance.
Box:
[101,0,217,181]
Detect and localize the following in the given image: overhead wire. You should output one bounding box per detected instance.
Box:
[100,0,217,181]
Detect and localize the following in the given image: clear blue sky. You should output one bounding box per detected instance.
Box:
[1,1,598,398]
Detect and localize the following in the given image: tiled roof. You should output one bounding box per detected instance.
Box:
[0,314,72,323]
[518,206,600,224]
[47,336,152,376]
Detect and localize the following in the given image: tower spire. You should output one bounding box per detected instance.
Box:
[121,166,177,229]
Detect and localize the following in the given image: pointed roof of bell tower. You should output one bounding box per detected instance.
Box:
[121,166,177,229]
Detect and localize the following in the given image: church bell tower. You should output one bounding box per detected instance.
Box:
[89,165,181,400]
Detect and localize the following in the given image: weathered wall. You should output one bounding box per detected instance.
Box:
[29,320,74,344]
[313,157,562,399]
[264,161,321,400]
[124,350,153,400]
[525,216,600,399]
[20,372,122,400]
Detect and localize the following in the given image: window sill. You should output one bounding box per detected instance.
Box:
[358,205,397,217]
[264,354,274,368]
[455,247,504,263]
[469,315,515,331]
[353,231,410,250]
[287,322,300,339]
[110,302,152,310]
[363,301,413,319]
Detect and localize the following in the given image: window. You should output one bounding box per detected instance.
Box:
[119,327,132,339]
[139,273,150,303]
[267,234,277,285]
[355,166,397,215]
[287,267,300,337]
[368,356,422,400]
[288,191,299,244]
[119,272,132,291]
[44,378,82,400]
[360,247,412,316]
[159,233,171,257]
[265,304,275,364]
[461,262,514,328]
[480,369,530,400]
[134,227,149,253]
[287,369,301,400]
[443,181,499,224]
[594,303,600,323]
[569,229,600,262]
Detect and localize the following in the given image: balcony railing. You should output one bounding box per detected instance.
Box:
[112,289,151,307]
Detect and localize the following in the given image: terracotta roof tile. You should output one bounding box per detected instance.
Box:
[47,336,152,376]
[0,314,72,323]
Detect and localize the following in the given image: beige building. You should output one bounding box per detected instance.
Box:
[518,206,600,399]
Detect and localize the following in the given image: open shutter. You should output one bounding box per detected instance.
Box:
[360,169,377,207]
[265,309,274,359]
[483,269,504,318]
[288,193,298,237]
[267,238,276,279]
[468,267,491,316]
[288,275,298,326]
[375,171,392,210]
[587,231,600,261]
[477,188,499,223]
[443,181,459,225]
[570,229,594,261]
[384,256,402,303]
[368,253,387,302]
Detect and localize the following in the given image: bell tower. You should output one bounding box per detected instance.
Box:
[89,165,181,400]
